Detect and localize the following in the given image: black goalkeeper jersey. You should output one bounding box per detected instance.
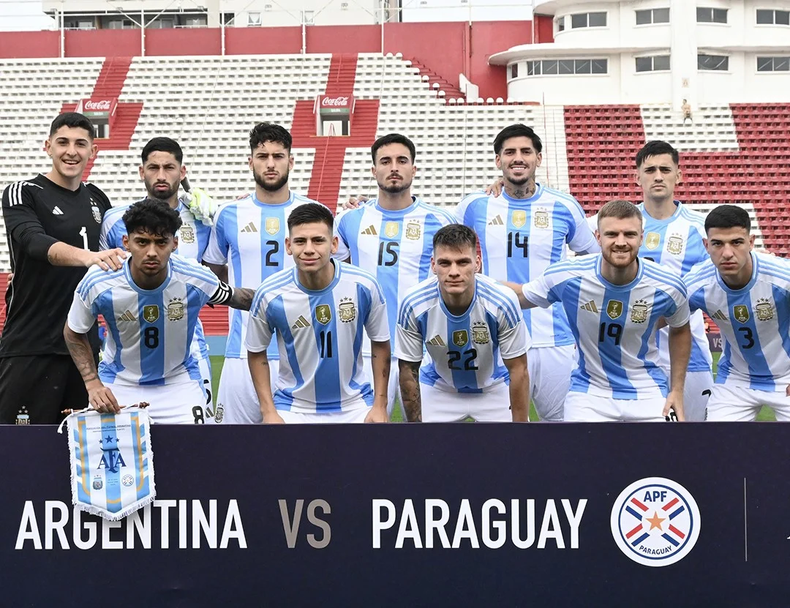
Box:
[0,174,112,357]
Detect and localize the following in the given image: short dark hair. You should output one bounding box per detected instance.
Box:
[249,122,292,153]
[704,205,751,234]
[123,199,182,238]
[142,137,183,164]
[287,203,333,232]
[50,112,95,139]
[371,133,416,164]
[433,224,477,252]
[597,200,642,226]
[493,124,542,155]
[635,141,679,168]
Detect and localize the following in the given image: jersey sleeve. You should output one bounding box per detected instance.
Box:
[664,291,691,328]
[85,183,112,214]
[394,301,424,362]
[521,272,558,309]
[99,211,122,251]
[333,212,350,261]
[2,182,58,262]
[363,280,390,343]
[686,284,706,314]
[567,199,600,254]
[497,291,530,359]
[202,206,230,265]
[244,287,273,353]
[66,289,96,333]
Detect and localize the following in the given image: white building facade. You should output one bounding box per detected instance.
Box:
[490,0,790,106]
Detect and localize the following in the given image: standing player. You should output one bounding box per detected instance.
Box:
[456,124,599,422]
[99,137,217,416]
[506,200,691,422]
[246,203,390,424]
[685,205,790,421]
[334,133,455,417]
[64,200,252,423]
[0,112,126,424]
[203,123,319,424]
[396,225,529,422]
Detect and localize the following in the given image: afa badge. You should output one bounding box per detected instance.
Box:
[179,224,196,244]
[472,322,490,345]
[90,199,102,224]
[265,217,280,235]
[756,298,774,321]
[405,220,422,240]
[511,210,527,229]
[167,298,185,321]
[666,234,684,255]
[315,304,332,325]
[610,477,701,567]
[143,305,159,323]
[630,300,649,323]
[607,300,624,320]
[533,209,550,229]
[733,305,750,324]
[452,330,469,347]
[338,297,356,323]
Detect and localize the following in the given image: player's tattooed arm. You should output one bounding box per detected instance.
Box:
[398,359,422,422]
[63,324,120,413]
[367,340,391,423]
[204,262,229,284]
[248,350,284,424]
[208,282,254,311]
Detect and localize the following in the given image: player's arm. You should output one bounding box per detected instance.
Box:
[366,339,391,423]
[248,350,283,424]
[203,210,230,282]
[208,280,253,311]
[1,185,126,270]
[666,322,691,421]
[205,262,229,284]
[501,281,540,309]
[398,359,422,422]
[503,354,529,422]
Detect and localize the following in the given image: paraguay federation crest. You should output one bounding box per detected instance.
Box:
[511,210,527,229]
[315,304,332,325]
[143,305,159,323]
[452,330,469,347]
[265,217,280,235]
[606,300,624,320]
[733,305,750,324]
[645,232,661,251]
[610,477,701,567]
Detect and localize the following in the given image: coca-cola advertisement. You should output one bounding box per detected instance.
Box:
[77,97,118,118]
[318,95,353,111]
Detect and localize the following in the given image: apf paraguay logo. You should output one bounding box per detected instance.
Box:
[610,477,701,567]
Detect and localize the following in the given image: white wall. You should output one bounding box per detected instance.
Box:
[508,54,621,103]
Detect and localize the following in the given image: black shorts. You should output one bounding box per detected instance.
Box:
[0,355,88,424]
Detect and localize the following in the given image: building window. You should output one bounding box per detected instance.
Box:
[635,8,670,25]
[556,16,565,32]
[510,63,519,79]
[570,11,607,29]
[757,57,790,71]
[248,12,261,25]
[698,54,729,71]
[697,7,728,23]
[756,9,790,25]
[635,55,671,72]
[525,59,608,76]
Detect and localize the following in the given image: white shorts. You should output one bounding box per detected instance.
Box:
[215,357,279,425]
[192,339,213,421]
[363,354,399,418]
[707,384,790,421]
[681,370,714,422]
[564,391,667,422]
[528,344,576,422]
[106,380,206,425]
[420,381,512,422]
[277,403,371,424]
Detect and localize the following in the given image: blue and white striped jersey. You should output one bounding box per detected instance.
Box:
[99,197,212,262]
[245,260,390,414]
[456,184,599,348]
[685,252,790,391]
[203,191,317,359]
[522,255,690,399]
[396,274,528,393]
[334,197,455,354]
[67,255,223,386]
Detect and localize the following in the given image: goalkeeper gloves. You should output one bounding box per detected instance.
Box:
[183,187,219,226]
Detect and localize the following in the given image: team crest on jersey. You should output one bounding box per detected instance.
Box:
[315,304,332,325]
[606,300,624,320]
[666,234,684,255]
[756,298,774,321]
[472,322,490,345]
[179,224,196,244]
[143,305,159,323]
[214,403,225,424]
[167,298,185,321]
[733,305,750,324]
[533,209,550,229]
[452,330,469,347]
[265,217,280,235]
[384,222,400,238]
[405,220,422,240]
[90,199,102,224]
[645,232,661,251]
[511,210,527,229]
[338,297,356,323]
[610,477,701,567]
[630,299,649,323]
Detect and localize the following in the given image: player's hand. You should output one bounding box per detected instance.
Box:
[785,384,790,397]
[87,381,120,414]
[485,178,505,197]
[262,411,286,424]
[342,195,367,211]
[663,391,685,421]
[184,187,219,226]
[86,248,128,271]
[364,405,389,423]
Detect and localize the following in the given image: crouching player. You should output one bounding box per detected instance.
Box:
[246,203,390,423]
[396,225,529,422]
[685,205,790,421]
[506,200,692,422]
[64,200,253,423]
